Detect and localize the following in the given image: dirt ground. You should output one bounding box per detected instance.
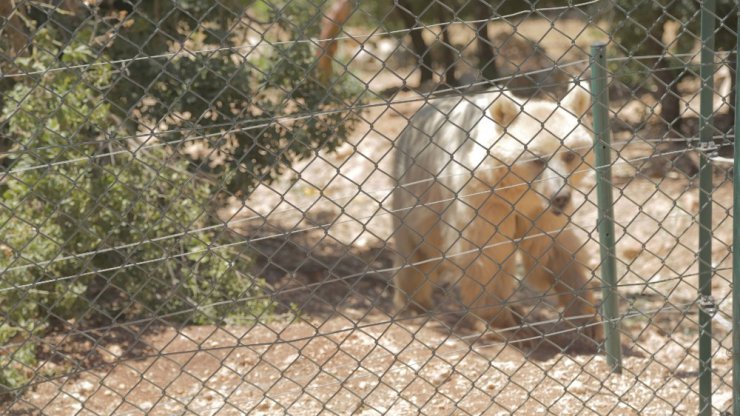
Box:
[6,15,739,416]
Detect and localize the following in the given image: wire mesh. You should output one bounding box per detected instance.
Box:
[0,0,737,414]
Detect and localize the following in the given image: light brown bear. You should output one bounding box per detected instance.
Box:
[391,85,601,340]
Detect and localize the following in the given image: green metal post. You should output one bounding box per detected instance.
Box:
[590,42,622,374]
[698,0,715,414]
[732,2,740,415]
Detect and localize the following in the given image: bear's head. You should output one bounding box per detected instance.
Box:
[488,84,593,216]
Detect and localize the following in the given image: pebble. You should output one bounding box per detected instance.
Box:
[78,380,95,394]
[428,366,452,386]
[567,380,587,395]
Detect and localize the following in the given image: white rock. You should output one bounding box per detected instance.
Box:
[567,380,587,394]
[428,366,452,386]
[77,380,95,394]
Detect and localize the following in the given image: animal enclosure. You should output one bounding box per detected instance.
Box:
[1,0,739,414]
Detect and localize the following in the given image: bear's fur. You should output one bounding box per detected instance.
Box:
[391,85,601,340]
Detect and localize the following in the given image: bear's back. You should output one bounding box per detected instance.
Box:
[393,92,501,189]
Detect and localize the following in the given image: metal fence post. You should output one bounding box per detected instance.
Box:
[732,2,740,415]
[698,0,715,414]
[590,42,622,374]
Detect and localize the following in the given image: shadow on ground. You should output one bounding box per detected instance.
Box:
[245,223,398,318]
[244,220,628,361]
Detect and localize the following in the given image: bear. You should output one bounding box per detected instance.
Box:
[391,84,602,341]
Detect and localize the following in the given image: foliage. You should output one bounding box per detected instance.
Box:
[94,0,363,193]
[357,0,573,29]
[611,0,737,51]
[0,25,272,393]
[7,1,362,193]
[139,44,362,194]
[610,0,737,88]
[0,0,363,394]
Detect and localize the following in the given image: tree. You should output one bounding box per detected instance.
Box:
[0,0,362,392]
[2,0,362,193]
[0,22,272,393]
[611,0,737,132]
[393,0,499,88]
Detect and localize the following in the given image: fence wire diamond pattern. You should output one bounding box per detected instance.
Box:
[0,0,738,414]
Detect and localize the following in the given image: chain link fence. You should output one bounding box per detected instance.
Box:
[0,0,738,414]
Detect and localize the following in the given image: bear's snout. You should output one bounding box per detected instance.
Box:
[550,190,571,215]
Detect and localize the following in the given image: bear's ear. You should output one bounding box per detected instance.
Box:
[489,93,519,127]
[562,83,591,118]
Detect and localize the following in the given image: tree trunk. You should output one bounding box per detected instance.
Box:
[0,0,29,57]
[654,56,682,131]
[439,22,457,86]
[436,1,460,87]
[728,56,736,117]
[396,0,433,85]
[647,23,681,131]
[317,0,354,83]
[475,3,497,82]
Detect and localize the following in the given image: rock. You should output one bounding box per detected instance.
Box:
[428,366,452,386]
[78,380,95,394]
[567,380,587,394]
